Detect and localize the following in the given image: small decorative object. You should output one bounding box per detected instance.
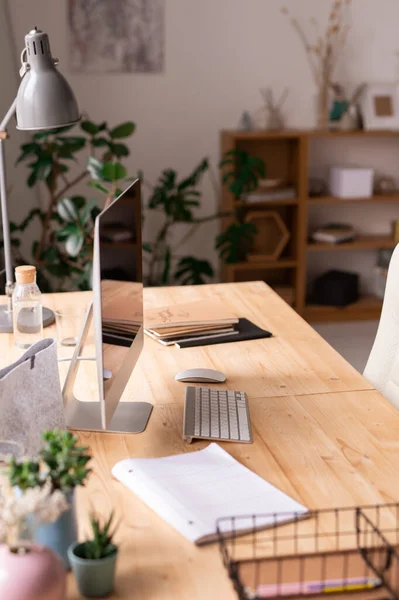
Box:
[238,111,253,130]
[281,0,352,130]
[360,83,399,130]
[309,177,328,198]
[311,223,355,244]
[329,166,374,198]
[0,339,65,457]
[245,210,290,262]
[0,482,69,600]
[392,220,399,243]
[8,428,92,568]
[312,270,359,307]
[68,512,118,598]
[329,82,365,130]
[374,175,397,195]
[258,87,288,130]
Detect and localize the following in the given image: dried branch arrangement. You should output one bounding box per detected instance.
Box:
[281,0,352,128]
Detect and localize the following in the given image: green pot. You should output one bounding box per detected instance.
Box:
[67,542,118,598]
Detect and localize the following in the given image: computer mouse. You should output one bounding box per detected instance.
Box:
[175,368,226,383]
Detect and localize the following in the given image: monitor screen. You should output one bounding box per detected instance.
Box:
[96,180,144,426]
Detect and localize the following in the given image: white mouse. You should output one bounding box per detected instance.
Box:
[175,368,226,383]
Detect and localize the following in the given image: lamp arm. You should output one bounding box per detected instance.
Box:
[0,97,18,300]
[0,97,17,132]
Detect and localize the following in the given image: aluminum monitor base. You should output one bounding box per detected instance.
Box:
[66,399,153,434]
[63,302,153,434]
[0,304,55,333]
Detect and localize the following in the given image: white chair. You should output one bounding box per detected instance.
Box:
[364,244,399,409]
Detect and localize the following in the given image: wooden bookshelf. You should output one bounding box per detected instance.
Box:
[308,194,399,205]
[220,129,399,322]
[307,235,397,252]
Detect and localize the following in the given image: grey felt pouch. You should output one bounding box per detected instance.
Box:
[0,338,65,456]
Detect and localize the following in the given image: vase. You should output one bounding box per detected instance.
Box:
[0,543,66,600]
[68,542,118,598]
[316,84,330,130]
[33,491,77,569]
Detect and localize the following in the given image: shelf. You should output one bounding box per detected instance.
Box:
[304,296,383,323]
[307,236,396,252]
[308,195,399,205]
[227,259,297,271]
[236,199,298,207]
[223,129,399,140]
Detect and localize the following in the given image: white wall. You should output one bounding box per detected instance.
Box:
[0,0,38,264]
[6,0,399,285]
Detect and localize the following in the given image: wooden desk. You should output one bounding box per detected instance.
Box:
[2,281,398,600]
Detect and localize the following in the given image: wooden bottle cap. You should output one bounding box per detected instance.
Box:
[15,265,36,284]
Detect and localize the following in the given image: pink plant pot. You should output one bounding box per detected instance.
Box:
[0,543,66,600]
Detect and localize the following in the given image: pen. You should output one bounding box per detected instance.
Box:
[256,577,382,597]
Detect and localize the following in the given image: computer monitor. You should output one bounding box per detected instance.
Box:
[62,180,153,433]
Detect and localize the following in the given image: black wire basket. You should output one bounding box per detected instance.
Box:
[217,504,399,600]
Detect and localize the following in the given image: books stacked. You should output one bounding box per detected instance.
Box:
[145,300,239,347]
[241,186,296,203]
[311,223,355,244]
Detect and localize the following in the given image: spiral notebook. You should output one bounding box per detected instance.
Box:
[112,443,308,545]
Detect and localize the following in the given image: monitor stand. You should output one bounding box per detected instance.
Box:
[62,303,153,434]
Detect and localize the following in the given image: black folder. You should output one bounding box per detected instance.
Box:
[176,318,272,348]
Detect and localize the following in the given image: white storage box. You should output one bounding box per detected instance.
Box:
[329,166,374,198]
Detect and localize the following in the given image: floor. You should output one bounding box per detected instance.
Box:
[312,320,379,374]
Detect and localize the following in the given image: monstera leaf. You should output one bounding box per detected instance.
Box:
[174,257,214,285]
[216,222,257,263]
[219,149,266,199]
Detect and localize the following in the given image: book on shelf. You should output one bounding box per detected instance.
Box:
[311,223,355,244]
[241,187,296,203]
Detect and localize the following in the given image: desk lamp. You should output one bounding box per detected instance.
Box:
[0,27,80,332]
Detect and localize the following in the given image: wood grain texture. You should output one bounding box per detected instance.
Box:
[67,387,399,599]
[0,282,389,599]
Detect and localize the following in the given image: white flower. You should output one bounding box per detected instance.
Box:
[0,481,70,547]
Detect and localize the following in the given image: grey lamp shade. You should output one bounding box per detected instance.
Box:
[16,28,80,131]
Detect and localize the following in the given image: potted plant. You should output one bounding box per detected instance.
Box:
[68,512,118,598]
[0,480,69,600]
[8,428,91,568]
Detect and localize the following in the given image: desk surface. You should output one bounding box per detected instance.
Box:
[2,281,398,600]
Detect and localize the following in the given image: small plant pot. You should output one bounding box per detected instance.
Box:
[67,542,118,598]
[32,491,77,569]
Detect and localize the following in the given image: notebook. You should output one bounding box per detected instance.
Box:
[112,443,308,545]
[145,299,239,330]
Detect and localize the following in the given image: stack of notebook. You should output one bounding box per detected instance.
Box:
[145,300,239,347]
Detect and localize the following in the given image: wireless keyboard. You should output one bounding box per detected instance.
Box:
[183,386,252,444]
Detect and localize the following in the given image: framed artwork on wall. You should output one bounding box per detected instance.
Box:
[68,0,165,73]
[360,83,399,130]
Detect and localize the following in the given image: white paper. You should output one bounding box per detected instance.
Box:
[112,443,308,544]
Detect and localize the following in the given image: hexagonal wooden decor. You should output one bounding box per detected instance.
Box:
[245,210,290,262]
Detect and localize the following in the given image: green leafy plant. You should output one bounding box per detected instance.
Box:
[9,130,266,289]
[8,429,91,493]
[12,119,136,291]
[76,512,118,560]
[220,149,266,199]
[143,149,266,285]
[216,221,258,264]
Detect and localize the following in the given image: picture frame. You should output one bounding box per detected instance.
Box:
[360,83,399,130]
